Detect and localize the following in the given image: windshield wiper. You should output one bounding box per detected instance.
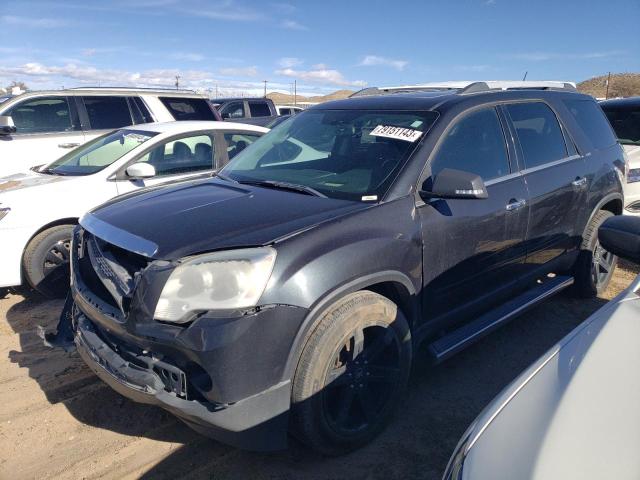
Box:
[212,171,238,183]
[238,179,327,198]
[38,167,68,176]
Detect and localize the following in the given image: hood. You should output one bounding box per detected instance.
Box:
[462,280,640,479]
[0,171,73,194]
[84,177,368,260]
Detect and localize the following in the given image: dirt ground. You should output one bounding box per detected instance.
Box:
[1,263,637,480]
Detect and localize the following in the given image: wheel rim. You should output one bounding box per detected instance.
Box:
[321,325,401,435]
[592,240,615,288]
[42,238,71,276]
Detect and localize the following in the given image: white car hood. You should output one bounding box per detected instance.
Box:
[0,171,74,194]
[463,280,640,480]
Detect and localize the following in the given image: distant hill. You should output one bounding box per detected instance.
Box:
[267,89,355,105]
[578,73,640,99]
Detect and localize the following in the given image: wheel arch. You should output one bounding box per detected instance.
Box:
[20,217,79,280]
[585,193,623,235]
[282,271,419,382]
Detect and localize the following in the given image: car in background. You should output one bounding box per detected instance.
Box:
[600,96,640,214]
[275,105,303,116]
[212,97,279,126]
[62,81,624,454]
[0,87,222,177]
[443,214,640,480]
[0,121,266,297]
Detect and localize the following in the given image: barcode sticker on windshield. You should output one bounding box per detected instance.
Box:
[370,125,423,143]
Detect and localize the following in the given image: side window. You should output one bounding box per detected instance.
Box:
[6,96,74,133]
[159,97,216,121]
[220,102,245,119]
[224,132,262,161]
[430,107,510,181]
[279,108,291,116]
[506,102,567,169]
[602,105,640,146]
[565,99,618,150]
[83,96,133,130]
[139,134,214,176]
[249,102,272,117]
[129,97,154,124]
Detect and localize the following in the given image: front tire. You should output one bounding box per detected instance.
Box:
[22,224,74,298]
[573,210,617,297]
[291,291,412,455]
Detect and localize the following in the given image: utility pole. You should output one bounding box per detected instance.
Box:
[605,71,611,99]
[263,80,268,98]
[294,79,297,106]
[215,83,218,99]
[175,75,181,90]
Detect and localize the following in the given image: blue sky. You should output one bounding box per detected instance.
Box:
[1,0,638,96]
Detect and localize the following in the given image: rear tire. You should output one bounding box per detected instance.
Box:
[22,225,74,298]
[573,210,617,298]
[290,291,412,455]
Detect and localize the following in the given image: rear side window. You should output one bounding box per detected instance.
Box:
[506,102,567,169]
[279,108,292,116]
[249,101,271,117]
[129,97,154,124]
[6,96,75,133]
[83,96,133,130]
[572,100,629,148]
[137,134,214,176]
[431,107,510,181]
[159,97,216,121]
[602,104,640,146]
[220,101,245,119]
[223,132,262,161]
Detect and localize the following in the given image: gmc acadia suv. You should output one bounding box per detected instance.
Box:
[60,81,625,454]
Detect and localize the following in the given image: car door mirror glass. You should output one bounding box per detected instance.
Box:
[0,115,16,135]
[420,168,488,200]
[126,162,156,179]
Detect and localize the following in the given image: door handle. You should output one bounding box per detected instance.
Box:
[572,177,587,188]
[58,143,80,149]
[506,199,526,211]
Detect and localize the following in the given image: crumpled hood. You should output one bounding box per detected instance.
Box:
[0,171,73,194]
[463,281,640,479]
[84,177,368,260]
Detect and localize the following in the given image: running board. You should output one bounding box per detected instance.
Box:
[428,275,574,363]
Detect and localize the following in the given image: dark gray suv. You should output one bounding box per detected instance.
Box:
[60,82,624,454]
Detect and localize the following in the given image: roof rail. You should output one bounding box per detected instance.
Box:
[66,86,197,94]
[459,81,577,94]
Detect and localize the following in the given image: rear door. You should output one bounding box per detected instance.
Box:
[79,95,136,144]
[418,106,530,325]
[0,95,85,175]
[504,101,586,268]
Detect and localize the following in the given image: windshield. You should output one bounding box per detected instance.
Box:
[220,109,438,201]
[44,129,157,176]
[602,105,640,145]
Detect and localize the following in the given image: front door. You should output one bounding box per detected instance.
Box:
[417,106,530,329]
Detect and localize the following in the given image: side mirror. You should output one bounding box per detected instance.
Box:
[598,215,640,264]
[0,115,16,135]
[125,162,156,179]
[420,168,488,200]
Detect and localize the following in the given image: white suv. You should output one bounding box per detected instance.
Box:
[0,87,221,177]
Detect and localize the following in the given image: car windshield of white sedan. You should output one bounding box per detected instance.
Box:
[43,129,157,176]
[220,109,439,202]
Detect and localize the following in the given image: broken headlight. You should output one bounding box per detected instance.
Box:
[154,247,276,323]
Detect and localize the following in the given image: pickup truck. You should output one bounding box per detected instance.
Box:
[213,97,280,127]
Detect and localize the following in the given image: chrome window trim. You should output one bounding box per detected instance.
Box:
[483,171,523,186]
[519,154,582,175]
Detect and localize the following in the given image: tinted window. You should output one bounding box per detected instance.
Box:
[83,96,133,130]
[506,102,567,169]
[224,132,262,161]
[160,97,216,121]
[279,108,292,116]
[564,99,617,150]
[431,107,510,181]
[600,103,640,146]
[249,101,271,117]
[129,97,154,124]
[220,101,245,119]
[222,110,439,202]
[137,134,214,176]
[6,96,74,133]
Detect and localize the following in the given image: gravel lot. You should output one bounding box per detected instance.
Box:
[1,263,637,480]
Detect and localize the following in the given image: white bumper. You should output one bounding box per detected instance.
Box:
[0,225,33,287]
[623,180,640,215]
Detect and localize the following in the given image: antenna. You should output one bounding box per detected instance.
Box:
[175,75,181,90]
[522,71,528,81]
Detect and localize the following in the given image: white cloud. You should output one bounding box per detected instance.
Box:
[275,66,366,87]
[218,66,258,77]
[281,19,307,30]
[271,2,296,14]
[484,0,496,5]
[169,52,205,62]
[1,15,69,28]
[506,51,624,61]
[187,2,265,22]
[278,57,303,68]
[358,55,408,71]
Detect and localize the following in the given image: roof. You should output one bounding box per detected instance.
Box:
[600,96,640,108]
[5,88,207,99]
[122,120,269,135]
[212,97,271,103]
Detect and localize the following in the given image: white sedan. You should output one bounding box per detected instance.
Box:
[444,214,640,480]
[0,120,267,296]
